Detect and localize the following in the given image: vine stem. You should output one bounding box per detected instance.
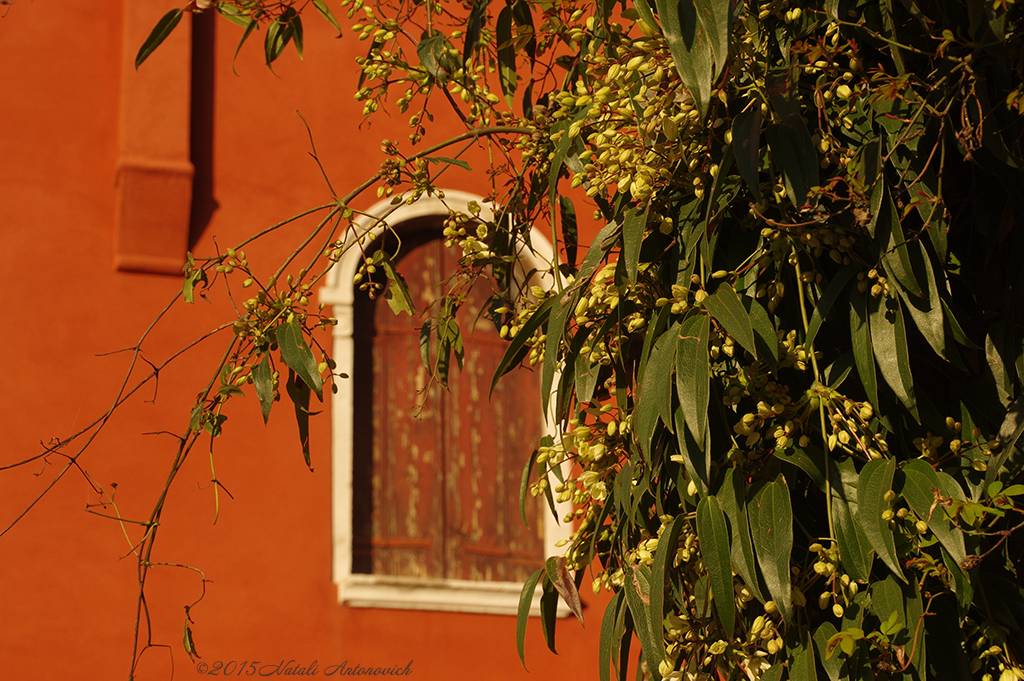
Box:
[791,245,836,544]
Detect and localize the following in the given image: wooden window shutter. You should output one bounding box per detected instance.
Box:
[351,228,546,583]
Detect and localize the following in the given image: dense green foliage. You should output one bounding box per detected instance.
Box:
[136,0,1024,679]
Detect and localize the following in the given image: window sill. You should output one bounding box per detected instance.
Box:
[338,574,569,616]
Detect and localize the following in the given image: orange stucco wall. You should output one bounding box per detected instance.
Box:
[0,3,605,679]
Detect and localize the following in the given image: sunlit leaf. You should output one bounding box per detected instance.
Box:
[697,496,735,634]
[135,9,183,69]
[276,320,323,399]
[284,369,312,469]
[312,0,342,36]
[676,314,710,446]
[516,568,544,667]
[870,294,918,421]
[751,478,793,622]
[858,458,905,581]
[704,283,756,359]
[252,354,274,424]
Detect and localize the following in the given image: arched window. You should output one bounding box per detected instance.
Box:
[321,191,568,614]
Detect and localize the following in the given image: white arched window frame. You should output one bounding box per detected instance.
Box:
[319,190,571,614]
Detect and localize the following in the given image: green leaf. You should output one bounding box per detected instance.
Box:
[869,295,918,421]
[516,568,544,667]
[878,188,923,297]
[558,195,578,270]
[276,320,323,399]
[462,0,490,63]
[743,297,778,371]
[788,630,817,681]
[252,354,274,424]
[496,6,516,107]
[312,0,342,35]
[894,241,947,359]
[849,288,878,407]
[380,259,417,317]
[416,32,449,83]
[622,207,647,285]
[704,283,757,359]
[650,515,686,651]
[423,155,472,171]
[676,314,710,446]
[290,14,304,59]
[750,478,793,622]
[491,295,556,396]
[540,576,559,654]
[717,468,765,603]
[231,18,260,74]
[899,459,966,565]
[135,9,183,69]
[639,327,678,460]
[264,9,297,68]
[623,561,663,677]
[760,663,785,681]
[284,369,312,469]
[858,458,905,581]
[599,592,626,681]
[545,556,583,625]
[519,446,539,527]
[813,622,842,681]
[542,290,572,416]
[765,116,818,208]
[654,0,713,119]
[805,264,857,352]
[694,0,732,80]
[731,107,762,201]
[696,497,735,635]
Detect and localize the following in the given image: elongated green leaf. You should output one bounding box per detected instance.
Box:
[542,290,572,415]
[622,207,646,284]
[694,0,731,79]
[717,468,765,603]
[291,14,304,59]
[788,630,817,681]
[765,118,818,208]
[676,314,710,446]
[878,181,923,298]
[894,240,947,359]
[697,497,734,635]
[285,369,312,469]
[674,405,711,498]
[623,561,663,677]
[277,320,323,399]
[312,0,342,35]
[540,576,559,653]
[858,458,905,581]
[655,0,713,119]
[230,18,259,73]
[732,107,762,201]
[870,294,918,421]
[751,478,793,621]
[806,264,857,351]
[252,354,274,424]
[704,283,756,358]
[813,622,842,681]
[650,515,686,648]
[380,259,416,316]
[599,591,625,681]
[519,447,539,526]
[639,328,679,459]
[743,297,778,371]
[416,32,449,83]
[899,459,966,565]
[761,663,785,681]
[849,289,878,407]
[516,568,544,667]
[496,6,516,106]
[491,295,556,396]
[264,11,295,67]
[135,9,183,69]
